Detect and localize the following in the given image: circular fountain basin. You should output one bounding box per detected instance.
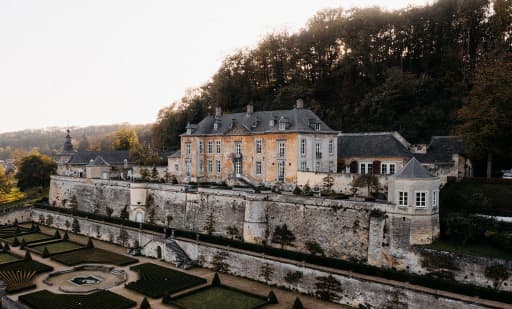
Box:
[44,265,127,293]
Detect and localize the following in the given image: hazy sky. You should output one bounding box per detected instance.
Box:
[0,0,430,133]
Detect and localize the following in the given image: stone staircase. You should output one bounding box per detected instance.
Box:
[165,239,196,269]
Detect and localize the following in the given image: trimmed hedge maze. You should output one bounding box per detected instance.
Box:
[0,258,53,293]
[52,247,138,266]
[19,290,136,309]
[126,263,207,298]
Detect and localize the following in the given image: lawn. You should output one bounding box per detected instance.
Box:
[52,247,138,266]
[19,290,136,309]
[3,233,54,244]
[425,239,512,260]
[30,241,84,255]
[170,286,268,309]
[126,263,207,298]
[0,252,21,264]
[0,259,53,293]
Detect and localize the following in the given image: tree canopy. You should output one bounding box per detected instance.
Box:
[152,0,512,175]
[15,153,57,191]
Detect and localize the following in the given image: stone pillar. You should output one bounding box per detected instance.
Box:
[243,199,267,244]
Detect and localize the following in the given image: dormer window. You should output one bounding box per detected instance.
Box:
[213,122,219,130]
[315,123,321,131]
[269,119,275,127]
[279,122,286,130]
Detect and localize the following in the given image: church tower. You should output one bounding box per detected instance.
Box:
[56,129,76,174]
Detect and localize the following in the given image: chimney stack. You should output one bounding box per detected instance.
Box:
[246,102,254,115]
[215,106,222,117]
[296,98,304,109]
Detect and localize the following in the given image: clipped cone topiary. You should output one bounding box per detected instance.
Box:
[42,247,50,258]
[12,237,19,247]
[86,238,94,248]
[34,224,40,233]
[24,251,32,261]
[4,242,10,252]
[140,297,151,309]
[20,239,26,249]
[14,218,18,226]
[63,232,69,241]
[291,297,304,309]
[267,290,278,304]
[211,272,221,286]
[54,230,61,239]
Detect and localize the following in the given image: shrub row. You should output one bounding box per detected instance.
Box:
[34,203,512,304]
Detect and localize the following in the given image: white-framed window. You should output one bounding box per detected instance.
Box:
[207,159,213,173]
[279,122,286,130]
[207,140,213,154]
[415,191,427,208]
[213,122,219,130]
[300,161,307,171]
[315,143,321,159]
[255,161,262,175]
[278,141,285,157]
[432,190,438,208]
[315,123,321,131]
[389,164,395,174]
[328,140,333,154]
[185,143,191,158]
[315,161,321,172]
[300,139,306,156]
[198,160,204,176]
[398,191,408,207]
[256,139,262,154]
[215,159,221,174]
[381,164,387,174]
[216,140,221,153]
[199,141,203,154]
[360,162,373,174]
[277,160,285,182]
[235,142,242,155]
[328,161,334,173]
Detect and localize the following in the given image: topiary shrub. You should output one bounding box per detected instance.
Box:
[42,247,50,258]
[292,297,304,309]
[20,239,26,249]
[140,297,151,309]
[267,290,278,304]
[12,238,19,247]
[62,231,69,241]
[86,238,94,248]
[54,230,61,239]
[211,272,221,286]
[24,251,32,261]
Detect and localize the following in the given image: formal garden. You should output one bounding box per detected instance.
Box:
[18,290,136,309]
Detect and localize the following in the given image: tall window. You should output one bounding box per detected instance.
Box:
[256,139,262,154]
[185,143,191,158]
[278,141,285,157]
[389,164,395,174]
[199,141,203,154]
[300,161,307,171]
[398,191,408,207]
[432,191,438,208]
[315,143,321,159]
[235,142,242,155]
[415,191,427,208]
[328,140,333,154]
[315,123,321,131]
[215,159,221,174]
[207,159,213,173]
[360,163,366,175]
[300,139,306,156]
[381,163,396,175]
[360,162,373,174]
[198,160,204,176]
[381,164,387,174]
[255,161,262,175]
[277,160,285,181]
[216,140,221,153]
[207,140,213,154]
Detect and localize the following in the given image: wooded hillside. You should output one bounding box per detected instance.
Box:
[152,0,512,175]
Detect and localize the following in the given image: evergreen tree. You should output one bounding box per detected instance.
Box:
[71,218,80,233]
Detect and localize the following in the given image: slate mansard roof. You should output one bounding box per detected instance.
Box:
[66,151,132,166]
[183,107,337,136]
[395,157,434,179]
[337,132,412,159]
[416,136,466,164]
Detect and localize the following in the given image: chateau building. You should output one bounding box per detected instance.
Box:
[173,100,338,187]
